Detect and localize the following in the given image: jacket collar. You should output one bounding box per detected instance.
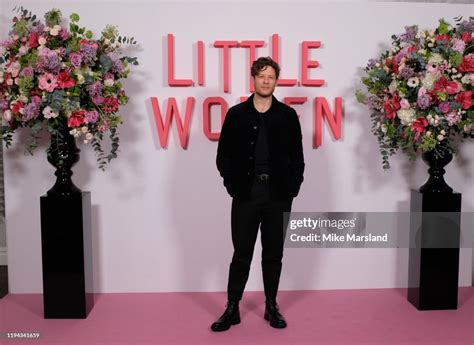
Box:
[244,93,279,113]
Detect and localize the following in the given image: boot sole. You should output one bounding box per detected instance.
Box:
[211,317,241,332]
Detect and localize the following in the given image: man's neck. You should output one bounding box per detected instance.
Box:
[253,93,273,113]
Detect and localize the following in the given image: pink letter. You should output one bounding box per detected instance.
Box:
[150,97,195,149]
[197,41,204,86]
[213,41,239,93]
[271,34,297,87]
[302,41,324,87]
[314,97,343,148]
[204,97,229,141]
[167,34,193,86]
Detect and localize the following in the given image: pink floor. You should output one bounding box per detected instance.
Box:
[0,288,472,345]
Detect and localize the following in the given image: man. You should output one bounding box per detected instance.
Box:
[212,57,305,331]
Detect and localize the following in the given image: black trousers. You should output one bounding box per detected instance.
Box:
[227,178,293,302]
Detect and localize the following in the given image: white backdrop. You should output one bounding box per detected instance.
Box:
[1,0,473,293]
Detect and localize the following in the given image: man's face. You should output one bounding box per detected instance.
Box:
[253,66,277,98]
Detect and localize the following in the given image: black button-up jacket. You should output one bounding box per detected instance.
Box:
[216,94,305,201]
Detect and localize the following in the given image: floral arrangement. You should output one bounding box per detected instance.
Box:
[356,17,473,169]
[0,7,138,169]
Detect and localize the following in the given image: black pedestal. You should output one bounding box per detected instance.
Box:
[40,192,94,318]
[407,190,461,310]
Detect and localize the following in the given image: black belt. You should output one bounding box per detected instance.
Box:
[254,174,270,182]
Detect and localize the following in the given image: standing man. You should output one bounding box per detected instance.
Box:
[212,57,305,331]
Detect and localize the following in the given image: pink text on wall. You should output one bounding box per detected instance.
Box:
[150,33,343,149]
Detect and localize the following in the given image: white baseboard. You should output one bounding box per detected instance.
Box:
[0,247,7,266]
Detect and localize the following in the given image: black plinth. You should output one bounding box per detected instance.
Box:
[407,190,461,310]
[40,192,94,318]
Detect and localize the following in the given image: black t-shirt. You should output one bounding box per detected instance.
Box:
[253,105,273,174]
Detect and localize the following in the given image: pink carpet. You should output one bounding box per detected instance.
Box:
[0,288,472,345]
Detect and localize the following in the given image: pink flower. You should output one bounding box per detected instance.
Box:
[452,39,466,53]
[400,98,410,109]
[38,73,58,92]
[445,81,460,95]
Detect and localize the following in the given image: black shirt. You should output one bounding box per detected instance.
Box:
[253,104,273,174]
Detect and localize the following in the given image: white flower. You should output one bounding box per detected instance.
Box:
[422,72,439,90]
[418,49,427,55]
[3,110,12,122]
[104,38,111,45]
[69,129,77,136]
[43,106,59,119]
[388,80,398,94]
[38,37,47,45]
[381,124,388,134]
[437,134,444,141]
[461,73,474,86]
[407,77,419,88]
[440,130,446,135]
[425,131,432,137]
[76,74,85,85]
[397,108,416,125]
[104,79,114,87]
[427,43,434,48]
[428,53,444,65]
[50,28,59,36]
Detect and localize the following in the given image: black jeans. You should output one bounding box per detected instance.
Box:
[227,178,293,301]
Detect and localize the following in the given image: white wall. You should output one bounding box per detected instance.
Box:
[1,0,473,293]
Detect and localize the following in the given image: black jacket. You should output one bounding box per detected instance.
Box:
[216,94,305,201]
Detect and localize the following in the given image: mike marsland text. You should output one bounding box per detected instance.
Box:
[289,233,389,243]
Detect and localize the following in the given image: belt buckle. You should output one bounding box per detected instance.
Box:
[258,174,269,181]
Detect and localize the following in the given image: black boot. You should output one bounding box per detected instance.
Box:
[264,298,287,328]
[210,300,241,332]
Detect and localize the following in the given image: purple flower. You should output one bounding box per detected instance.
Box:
[108,53,124,73]
[445,111,461,126]
[19,66,34,78]
[22,101,41,121]
[59,28,71,41]
[367,95,382,110]
[461,20,474,33]
[86,110,99,123]
[417,94,431,110]
[31,96,42,105]
[0,99,9,111]
[80,41,98,65]
[401,25,417,43]
[367,59,378,69]
[87,81,103,97]
[36,48,61,73]
[399,67,414,79]
[30,23,45,34]
[69,52,83,68]
[439,101,451,114]
[92,95,104,105]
